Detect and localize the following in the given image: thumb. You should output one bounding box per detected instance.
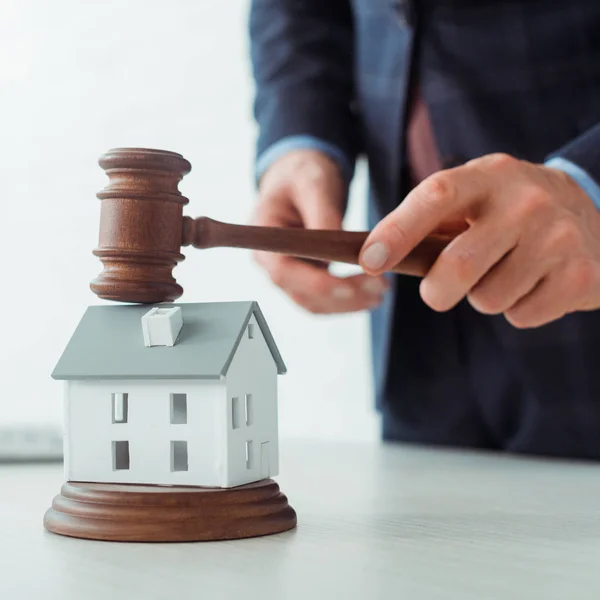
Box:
[302,199,344,230]
[292,163,344,230]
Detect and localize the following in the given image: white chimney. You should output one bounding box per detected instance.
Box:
[141,307,183,347]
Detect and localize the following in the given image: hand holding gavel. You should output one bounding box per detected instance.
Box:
[90,148,451,304]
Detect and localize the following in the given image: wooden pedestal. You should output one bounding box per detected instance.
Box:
[43,479,297,542]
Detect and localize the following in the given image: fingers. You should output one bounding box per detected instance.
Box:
[467,243,546,315]
[504,258,600,328]
[420,213,520,311]
[254,251,389,314]
[359,166,491,274]
[288,275,388,314]
[465,210,600,317]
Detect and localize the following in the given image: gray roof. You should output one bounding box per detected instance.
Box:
[52,301,286,380]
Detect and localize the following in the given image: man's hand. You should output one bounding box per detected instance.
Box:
[359,153,600,328]
[252,149,389,313]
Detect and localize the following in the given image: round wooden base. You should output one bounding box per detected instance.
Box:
[43,479,297,542]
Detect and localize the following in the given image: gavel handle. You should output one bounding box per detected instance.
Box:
[182,217,450,277]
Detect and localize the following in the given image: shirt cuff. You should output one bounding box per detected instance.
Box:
[545,157,600,211]
[255,135,355,184]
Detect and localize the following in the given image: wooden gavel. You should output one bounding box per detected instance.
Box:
[90,147,450,303]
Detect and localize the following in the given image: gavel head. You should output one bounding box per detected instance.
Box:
[90,148,192,304]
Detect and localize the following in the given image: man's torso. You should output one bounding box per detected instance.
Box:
[352,0,600,458]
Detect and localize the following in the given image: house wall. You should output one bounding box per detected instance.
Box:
[224,313,279,487]
[65,378,226,486]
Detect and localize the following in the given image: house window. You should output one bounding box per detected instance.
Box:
[171,441,188,472]
[112,393,128,423]
[247,324,255,339]
[112,441,130,470]
[170,393,187,424]
[245,440,253,469]
[232,396,241,429]
[245,393,253,426]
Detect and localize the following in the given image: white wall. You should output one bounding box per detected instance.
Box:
[0,0,379,442]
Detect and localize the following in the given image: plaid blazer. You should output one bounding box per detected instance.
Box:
[249,0,600,458]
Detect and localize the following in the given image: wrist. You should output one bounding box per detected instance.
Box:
[259,149,345,195]
[544,157,600,212]
[255,136,354,187]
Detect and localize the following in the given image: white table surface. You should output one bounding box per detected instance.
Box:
[2,440,600,600]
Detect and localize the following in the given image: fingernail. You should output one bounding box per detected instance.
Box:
[332,286,354,300]
[361,243,388,270]
[362,278,388,295]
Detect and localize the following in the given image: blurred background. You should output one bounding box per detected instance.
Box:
[0,0,379,446]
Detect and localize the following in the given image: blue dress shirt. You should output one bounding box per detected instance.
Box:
[257,136,600,211]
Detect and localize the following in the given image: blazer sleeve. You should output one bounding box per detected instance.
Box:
[249,0,361,175]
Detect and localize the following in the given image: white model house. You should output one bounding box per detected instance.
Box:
[51,301,286,488]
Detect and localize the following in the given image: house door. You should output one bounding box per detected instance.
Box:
[260,442,270,478]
